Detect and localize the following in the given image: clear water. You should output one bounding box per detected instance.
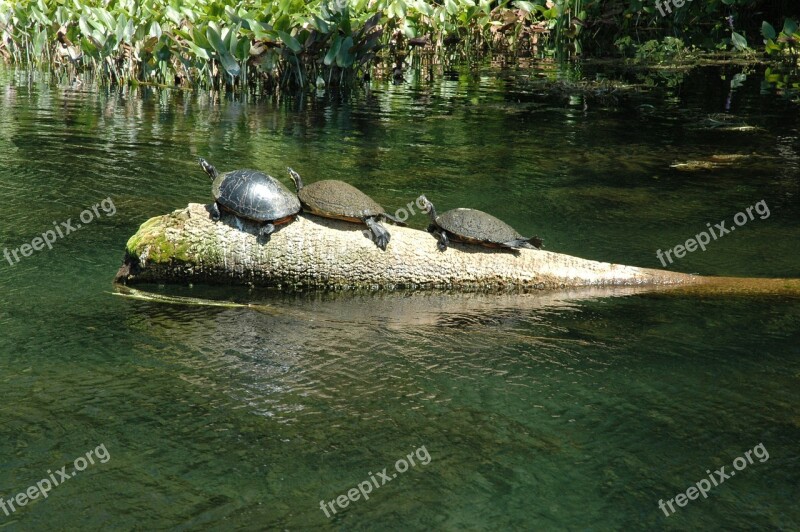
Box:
[0,64,798,530]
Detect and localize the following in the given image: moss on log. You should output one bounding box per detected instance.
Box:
[114,203,799,295]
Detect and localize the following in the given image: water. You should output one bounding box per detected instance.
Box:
[0,64,798,530]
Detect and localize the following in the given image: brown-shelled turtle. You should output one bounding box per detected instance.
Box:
[287,168,403,251]
[418,195,544,252]
[199,158,300,240]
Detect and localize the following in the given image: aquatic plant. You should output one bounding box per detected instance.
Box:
[0,0,554,91]
[0,0,798,92]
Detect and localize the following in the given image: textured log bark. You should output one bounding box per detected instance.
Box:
[113,203,799,295]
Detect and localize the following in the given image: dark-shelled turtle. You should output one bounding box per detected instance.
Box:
[418,195,543,252]
[199,158,300,240]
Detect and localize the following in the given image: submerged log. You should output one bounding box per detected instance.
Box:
[114,203,800,296]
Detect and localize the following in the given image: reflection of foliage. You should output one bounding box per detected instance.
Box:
[613,37,694,89]
[763,65,800,103]
[761,19,800,103]
[632,37,692,62]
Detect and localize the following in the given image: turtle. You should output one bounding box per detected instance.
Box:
[417,195,544,252]
[199,158,300,240]
[287,168,404,251]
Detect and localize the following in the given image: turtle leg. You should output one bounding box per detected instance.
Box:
[259,223,275,240]
[434,229,449,251]
[365,217,390,251]
[210,202,221,221]
[381,212,407,227]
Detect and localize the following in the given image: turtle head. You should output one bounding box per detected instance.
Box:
[199,158,218,180]
[417,194,437,222]
[287,167,303,192]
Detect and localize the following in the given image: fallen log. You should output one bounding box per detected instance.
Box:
[114,203,800,296]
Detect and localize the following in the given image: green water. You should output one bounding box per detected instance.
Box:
[0,65,798,530]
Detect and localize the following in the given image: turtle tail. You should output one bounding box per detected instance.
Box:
[505,236,544,250]
[381,212,407,227]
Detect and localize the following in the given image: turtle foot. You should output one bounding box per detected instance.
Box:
[365,217,390,251]
[258,223,275,241]
[433,229,449,251]
[210,202,221,221]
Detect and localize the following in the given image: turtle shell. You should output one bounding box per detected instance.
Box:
[213,169,300,222]
[298,180,385,222]
[435,208,524,246]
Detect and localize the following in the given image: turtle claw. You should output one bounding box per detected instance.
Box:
[374,233,390,251]
[365,217,390,251]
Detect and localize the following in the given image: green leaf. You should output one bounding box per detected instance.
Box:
[184,40,210,60]
[324,35,341,66]
[277,30,301,52]
[310,14,329,33]
[336,35,354,67]
[761,21,776,41]
[783,19,798,36]
[79,16,92,38]
[115,14,128,43]
[415,2,434,17]
[235,37,250,61]
[192,26,211,49]
[165,6,182,25]
[513,0,536,12]
[392,0,407,19]
[32,29,47,58]
[730,31,748,51]
[245,19,274,40]
[206,26,241,77]
[92,7,115,30]
[148,21,162,40]
[273,14,291,33]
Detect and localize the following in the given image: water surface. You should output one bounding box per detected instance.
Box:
[0,64,798,530]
